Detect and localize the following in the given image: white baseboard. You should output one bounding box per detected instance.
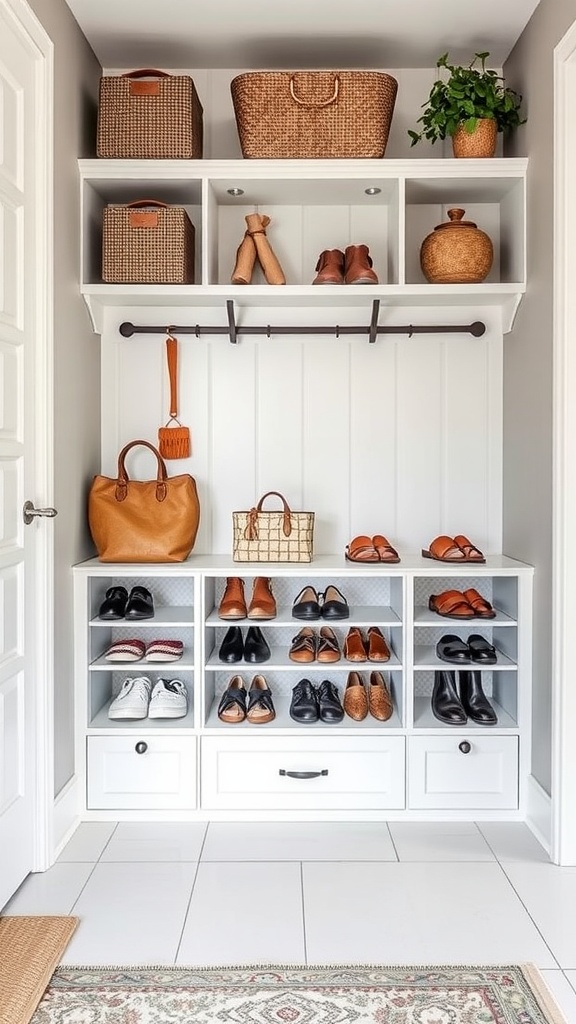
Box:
[526,774,552,856]
[52,775,81,860]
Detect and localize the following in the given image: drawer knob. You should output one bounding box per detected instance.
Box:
[279,769,328,779]
[135,741,148,754]
[458,741,471,754]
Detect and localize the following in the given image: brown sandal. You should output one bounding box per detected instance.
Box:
[372,534,400,563]
[345,535,379,562]
[422,535,466,561]
[429,590,475,619]
[454,535,486,563]
[463,588,495,618]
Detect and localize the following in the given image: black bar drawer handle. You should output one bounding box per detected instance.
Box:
[279,769,329,779]
[135,741,148,754]
[458,741,471,754]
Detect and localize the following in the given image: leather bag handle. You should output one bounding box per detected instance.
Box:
[289,74,339,108]
[166,336,179,419]
[244,491,293,540]
[122,69,171,79]
[125,199,169,209]
[115,439,168,503]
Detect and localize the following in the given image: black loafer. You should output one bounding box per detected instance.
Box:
[431,670,467,724]
[316,679,344,723]
[320,585,349,620]
[219,626,244,663]
[436,633,470,663]
[244,625,271,663]
[467,634,497,665]
[292,586,322,620]
[98,586,128,620]
[289,678,319,722]
[459,670,498,725]
[124,585,154,620]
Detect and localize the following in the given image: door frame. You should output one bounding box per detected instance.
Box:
[552,20,576,865]
[2,0,54,872]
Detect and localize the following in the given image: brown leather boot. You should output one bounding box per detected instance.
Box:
[247,577,277,620]
[312,249,345,285]
[218,577,247,620]
[344,244,379,285]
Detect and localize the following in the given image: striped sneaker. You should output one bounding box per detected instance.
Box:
[144,639,184,662]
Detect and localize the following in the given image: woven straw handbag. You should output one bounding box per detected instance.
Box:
[233,491,314,562]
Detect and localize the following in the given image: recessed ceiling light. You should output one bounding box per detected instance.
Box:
[227,187,245,196]
[365,186,382,196]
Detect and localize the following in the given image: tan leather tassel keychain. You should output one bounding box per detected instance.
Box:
[158,335,191,459]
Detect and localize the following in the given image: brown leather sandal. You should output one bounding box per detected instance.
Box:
[372,534,400,563]
[345,535,379,562]
[429,590,475,619]
[463,587,496,618]
[453,535,486,562]
[422,535,466,561]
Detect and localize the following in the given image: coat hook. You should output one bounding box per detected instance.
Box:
[369,299,380,344]
[226,299,237,344]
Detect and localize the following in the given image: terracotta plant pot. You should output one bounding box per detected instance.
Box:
[452,118,497,158]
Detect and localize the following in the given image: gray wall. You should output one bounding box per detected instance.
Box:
[26,0,101,796]
[504,0,576,796]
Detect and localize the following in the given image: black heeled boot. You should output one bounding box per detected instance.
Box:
[431,670,467,725]
[459,670,498,725]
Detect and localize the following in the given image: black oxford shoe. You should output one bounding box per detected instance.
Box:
[244,625,271,663]
[459,670,498,725]
[431,670,467,725]
[124,585,155,620]
[98,586,128,620]
[316,679,345,723]
[219,626,244,663]
[290,679,319,722]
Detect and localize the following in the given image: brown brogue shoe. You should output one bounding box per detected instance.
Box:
[218,577,247,620]
[344,244,379,285]
[312,248,345,285]
[369,671,393,721]
[343,626,367,662]
[367,626,391,662]
[247,576,277,620]
[343,671,369,721]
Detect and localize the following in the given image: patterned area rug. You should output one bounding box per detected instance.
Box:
[31,963,566,1023]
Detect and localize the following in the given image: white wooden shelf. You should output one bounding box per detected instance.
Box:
[204,647,402,670]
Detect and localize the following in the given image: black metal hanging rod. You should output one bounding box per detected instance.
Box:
[119,300,486,345]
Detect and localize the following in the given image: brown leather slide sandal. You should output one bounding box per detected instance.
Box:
[463,587,495,618]
[372,534,400,563]
[429,590,475,619]
[345,535,379,562]
[454,534,486,562]
[422,535,466,561]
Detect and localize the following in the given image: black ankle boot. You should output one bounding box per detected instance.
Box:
[459,670,498,725]
[431,670,467,724]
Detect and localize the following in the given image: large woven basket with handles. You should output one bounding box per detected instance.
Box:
[102,200,195,284]
[97,69,203,159]
[230,71,398,159]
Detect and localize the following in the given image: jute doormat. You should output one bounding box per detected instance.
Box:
[30,963,567,1023]
[0,916,78,1024]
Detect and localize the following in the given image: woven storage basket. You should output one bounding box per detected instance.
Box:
[97,69,203,159]
[230,71,398,159]
[420,208,493,284]
[102,200,195,284]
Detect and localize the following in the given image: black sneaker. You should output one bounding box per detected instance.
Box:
[289,678,319,723]
[316,679,344,723]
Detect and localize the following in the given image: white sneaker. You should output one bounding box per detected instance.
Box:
[148,678,188,719]
[108,676,152,720]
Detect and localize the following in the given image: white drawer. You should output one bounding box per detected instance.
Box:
[87,735,197,810]
[201,735,405,810]
[408,735,518,810]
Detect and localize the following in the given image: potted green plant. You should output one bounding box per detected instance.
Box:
[408,51,525,157]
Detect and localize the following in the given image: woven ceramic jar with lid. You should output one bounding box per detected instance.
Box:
[420,208,494,284]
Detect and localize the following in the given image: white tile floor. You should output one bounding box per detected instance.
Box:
[5,820,576,1022]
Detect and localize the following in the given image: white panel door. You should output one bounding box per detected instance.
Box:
[0,0,52,907]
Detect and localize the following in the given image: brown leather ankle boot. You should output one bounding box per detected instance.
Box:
[312,248,345,285]
[344,244,379,285]
[247,577,277,620]
[218,577,247,620]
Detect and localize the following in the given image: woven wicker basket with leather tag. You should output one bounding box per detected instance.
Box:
[233,491,315,562]
[97,69,203,159]
[102,200,195,284]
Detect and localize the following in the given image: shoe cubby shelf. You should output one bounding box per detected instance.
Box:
[73,556,532,819]
[78,157,527,334]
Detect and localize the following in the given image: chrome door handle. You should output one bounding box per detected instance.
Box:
[23,500,58,525]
